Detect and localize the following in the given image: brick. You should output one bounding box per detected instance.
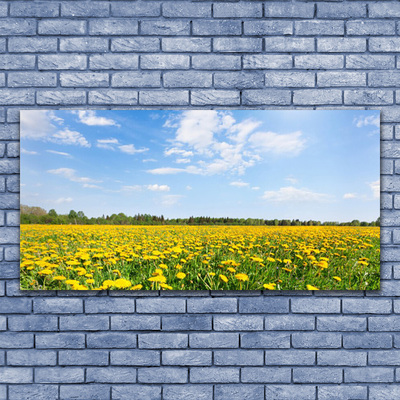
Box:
[265,350,315,366]
[214,385,264,400]
[347,20,395,36]
[163,2,209,18]
[318,385,367,400]
[60,72,109,87]
[6,143,18,158]
[293,367,342,383]
[369,3,400,18]
[370,38,400,53]
[295,55,344,69]
[0,333,33,348]
[0,55,35,70]
[265,72,315,88]
[346,55,395,69]
[111,38,160,52]
[191,90,239,106]
[87,332,137,348]
[60,385,110,400]
[110,350,159,366]
[214,38,262,53]
[141,55,189,70]
[139,333,187,349]
[295,20,344,36]
[317,3,366,18]
[292,333,341,349]
[163,385,212,400]
[318,350,366,366]
[11,2,59,17]
[35,367,84,383]
[0,297,31,313]
[0,316,5,330]
[264,37,314,52]
[112,385,161,400]
[190,367,239,383]
[0,193,19,208]
[0,19,36,36]
[192,55,240,70]
[162,38,211,53]
[86,367,136,383]
[214,72,263,89]
[193,20,241,36]
[138,367,187,383]
[162,315,211,331]
[213,3,262,18]
[294,89,342,105]
[139,90,188,106]
[38,54,87,70]
[342,299,392,314]
[318,38,366,53]
[9,385,58,400]
[8,72,57,88]
[369,350,400,366]
[189,332,239,348]
[370,386,400,400]
[62,2,110,17]
[59,350,109,366]
[244,21,293,36]
[214,350,263,366]
[9,37,57,53]
[60,315,109,331]
[60,38,109,52]
[239,297,288,313]
[241,332,290,349]
[264,2,314,18]
[382,194,393,210]
[90,54,138,70]
[370,71,400,87]
[7,349,56,366]
[111,315,160,330]
[0,227,19,243]
[345,89,393,105]
[89,19,138,35]
[345,367,393,383]
[242,367,291,383]
[265,385,316,400]
[89,90,138,105]
[0,368,32,383]
[214,315,263,331]
[8,315,57,331]
[318,72,366,87]
[162,350,211,366]
[141,21,189,36]
[85,298,135,313]
[242,89,291,105]
[265,315,314,331]
[163,71,211,88]
[37,90,86,105]
[0,3,6,17]
[292,298,340,313]
[112,2,160,17]
[39,19,86,35]
[187,298,236,313]
[369,316,400,331]
[343,333,392,349]
[317,316,366,331]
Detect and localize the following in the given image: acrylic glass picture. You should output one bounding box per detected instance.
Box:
[20,110,380,291]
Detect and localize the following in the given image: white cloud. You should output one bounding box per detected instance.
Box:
[47,168,100,186]
[52,128,90,148]
[21,148,38,155]
[74,110,120,127]
[251,186,260,190]
[285,176,298,185]
[54,197,73,204]
[119,144,149,155]
[122,185,142,192]
[165,148,194,158]
[228,118,262,144]
[186,185,192,190]
[147,167,189,175]
[46,150,72,158]
[96,138,120,150]
[175,158,191,164]
[262,186,330,202]
[354,115,380,128]
[161,194,183,207]
[343,193,357,199]
[230,181,249,188]
[20,110,58,139]
[368,180,380,199]
[143,159,157,163]
[248,131,306,156]
[146,184,170,192]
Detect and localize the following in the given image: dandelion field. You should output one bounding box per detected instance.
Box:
[20,224,380,291]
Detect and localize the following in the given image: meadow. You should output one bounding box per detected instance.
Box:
[20,225,380,291]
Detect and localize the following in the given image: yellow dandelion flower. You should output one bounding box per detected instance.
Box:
[130,284,143,290]
[263,283,276,290]
[160,283,173,290]
[86,279,95,284]
[113,278,131,289]
[53,275,66,281]
[38,269,53,275]
[148,275,167,283]
[227,267,236,273]
[333,276,342,282]
[176,272,186,280]
[306,285,319,290]
[219,274,228,283]
[235,273,249,282]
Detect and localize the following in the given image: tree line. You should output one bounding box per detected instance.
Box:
[20,205,380,227]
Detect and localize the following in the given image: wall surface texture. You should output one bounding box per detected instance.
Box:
[0,0,399,399]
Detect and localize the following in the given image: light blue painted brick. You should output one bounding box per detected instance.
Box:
[295,20,344,35]
[318,72,366,87]
[242,367,291,383]
[264,2,314,18]
[317,3,366,19]
[0,367,32,383]
[395,265,400,278]
[85,298,135,313]
[0,3,6,17]
[318,38,366,53]
[191,367,238,383]
[6,143,19,158]
[345,367,394,383]
[295,55,344,69]
[345,89,393,105]
[265,350,315,365]
[0,74,4,87]
[292,298,340,313]
[60,38,109,52]
[381,227,392,244]
[140,20,189,36]
[214,350,263,366]
[111,315,160,330]
[214,38,262,53]
[60,384,110,400]
[192,55,241,70]
[347,20,395,36]
[60,72,109,87]
[189,332,239,348]
[163,71,211,88]
[214,385,264,400]
[343,333,392,349]
[163,385,212,400]
[8,385,58,400]
[294,89,342,105]
[317,350,366,366]
[317,316,366,331]
[8,72,57,87]
[162,350,211,365]
[265,385,316,400]
[111,37,160,52]
[293,367,342,383]
[110,350,159,366]
[90,54,138,70]
[0,193,19,208]
[112,385,161,400]
[86,367,136,383]
[346,55,395,69]
[318,385,367,400]
[0,227,19,243]
[370,38,400,53]
[141,54,189,69]
[11,2,59,17]
[381,126,394,141]
[191,90,239,106]
[0,55,35,70]
[214,315,263,331]
[187,298,237,313]
[265,315,314,331]
[89,89,138,105]
[139,90,188,105]
[193,20,241,36]
[139,333,187,349]
[89,19,138,35]
[241,332,290,348]
[370,71,400,87]
[39,19,86,35]
[369,3,400,18]
[162,38,211,52]
[112,2,160,17]
[162,315,211,331]
[35,367,84,383]
[0,297,31,313]
[213,3,262,18]
[265,72,314,88]
[214,72,264,89]
[163,2,210,18]
[38,54,87,70]
[0,19,36,36]
[62,2,110,17]
[244,21,293,36]
[383,143,400,159]
[34,298,83,314]
[292,332,341,349]
[0,333,33,348]
[369,316,400,331]
[7,349,56,366]
[369,350,400,366]
[60,315,109,331]
[9,37,57,53]
[37,90,86,105]
[242,89,291,105]
[0,263,19,279]
[8,315,57,331]
[264,37,314,52]
[59,350,109,366]
[342,299,392,314]
[239,297,288,313]
[138,367,187,383]
[0,316,5,330]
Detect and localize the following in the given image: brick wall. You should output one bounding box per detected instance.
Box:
[0,1,399,399]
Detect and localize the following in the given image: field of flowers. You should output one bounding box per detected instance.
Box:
[20,225,380,291]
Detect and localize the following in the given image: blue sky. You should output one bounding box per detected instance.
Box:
[21,109,380,222]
